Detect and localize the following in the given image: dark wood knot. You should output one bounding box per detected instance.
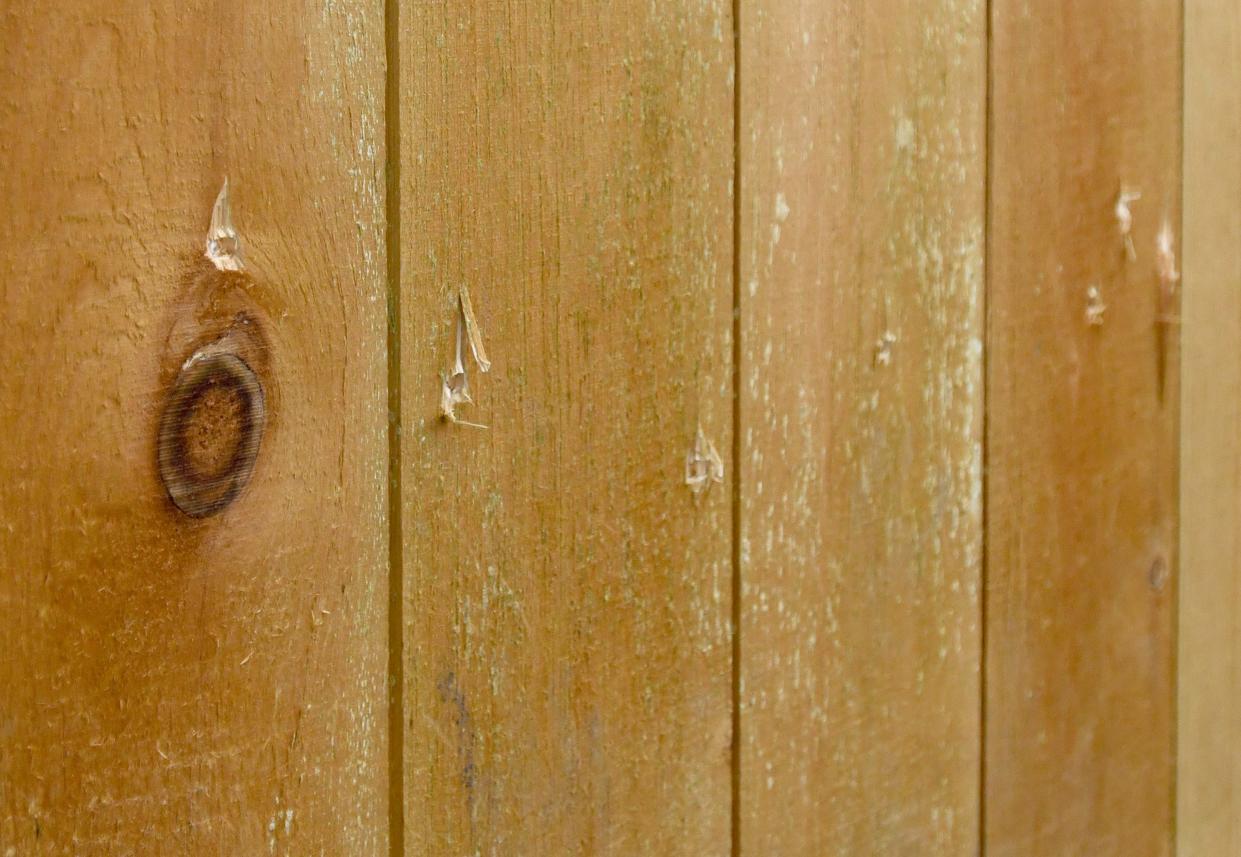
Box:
[158,351,265,518]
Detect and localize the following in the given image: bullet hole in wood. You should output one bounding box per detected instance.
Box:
[158,351,265,518]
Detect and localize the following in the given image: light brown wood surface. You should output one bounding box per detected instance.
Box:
[397,1,735,853]
[1180,0,1241,853]
[0,3,389,853]
[985,1,1181,853]
[738,1,986,852]
[0,1,1210,852]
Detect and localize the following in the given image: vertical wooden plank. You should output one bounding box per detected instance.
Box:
[0,3,388,854]
[985,1,1181,853]
[398,1,734,854]
[1179,0,1241,852]
[738,1,986,853]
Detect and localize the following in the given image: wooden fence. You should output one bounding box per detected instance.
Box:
[0,0,1232,854]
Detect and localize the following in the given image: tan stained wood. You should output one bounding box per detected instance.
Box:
[1179,0,1241,852]
[0,4,389,853]
[985,1,1181,853]
[398,1,735,853]
[738,1,986,852]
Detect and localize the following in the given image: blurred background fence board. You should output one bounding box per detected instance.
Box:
[985,0,1181,853]
[738,1,986,852]
[1180,0,1241,854]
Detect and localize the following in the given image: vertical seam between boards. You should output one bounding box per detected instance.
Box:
[979,0,994,850]
[1171,0,1186,844]
[384,0,405,852]
[729,0,743,853]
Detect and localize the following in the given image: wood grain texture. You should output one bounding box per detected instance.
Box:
[738,1,986,852]
[0,3,388,853]
[398,1,735,853]
[985,1,1181,853]
[1179,0,1241,852]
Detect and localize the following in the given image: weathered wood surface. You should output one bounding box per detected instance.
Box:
[738,1,986,852]
[0,1,1209,852]
[0,3,389,853]
[985,0,1181,853]
[1180,0,1241,853]
[398,1,735,853]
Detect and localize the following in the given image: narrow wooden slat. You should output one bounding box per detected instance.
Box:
[738,1,986,852]
[1179,0,1241,852]
[985,1,1181,853]
[398,2,735,853]
[0,3,388,853]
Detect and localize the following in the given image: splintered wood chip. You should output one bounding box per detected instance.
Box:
[685,425,725,501]
[440,286,490,429]
[459,286,490,373]
[204,177,245,272]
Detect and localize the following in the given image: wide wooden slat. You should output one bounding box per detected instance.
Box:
[738,1,986,852]
[985,1,1181,853]
[1179,0,1241,852]
[0,3,388,853]
[398,1,735,853]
